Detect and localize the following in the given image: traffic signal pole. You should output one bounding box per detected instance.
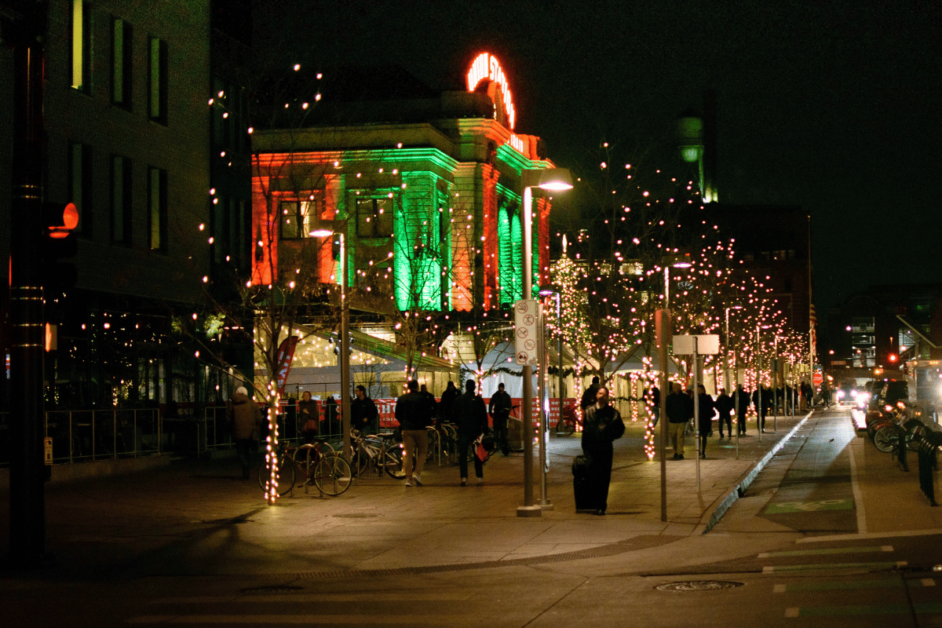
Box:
[7,29,52,568]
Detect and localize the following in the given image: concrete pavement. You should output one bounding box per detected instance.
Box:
[1,407,939,580]
[0,412,803,575]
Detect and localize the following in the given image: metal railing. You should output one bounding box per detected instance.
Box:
[0,409,163,466]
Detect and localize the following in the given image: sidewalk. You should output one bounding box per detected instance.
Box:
[0,412,815,578]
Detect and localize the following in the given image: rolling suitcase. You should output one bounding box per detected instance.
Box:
[572,455,595,512]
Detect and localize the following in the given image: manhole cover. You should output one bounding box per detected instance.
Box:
[240,585,304,594]
[332,513,380,519]
[655,581,744,592]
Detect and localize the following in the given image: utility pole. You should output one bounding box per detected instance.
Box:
[5,2,53,568]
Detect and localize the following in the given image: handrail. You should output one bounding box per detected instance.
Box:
[0,409,162,466]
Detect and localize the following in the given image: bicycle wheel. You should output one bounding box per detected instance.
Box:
[257,453,295,497]
[383,445,406,479]
[873,425,898,453]
[312,454,353,496]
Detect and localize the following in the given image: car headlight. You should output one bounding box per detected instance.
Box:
[837,390,846,399]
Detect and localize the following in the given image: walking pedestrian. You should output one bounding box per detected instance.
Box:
[351,385,379,434]
[647,385,661,428]
[324,394,339,435]
[697,384,716,458]
[735,384,750,435]
[419,383,438,426]
[298,390,320,444]
[753,384,771,432]
[488,382,513,455]
[580,386,625,515]
[715,387,733,438]
[666,383,689,460]
[395,380,431,487]
[453,379,488,485]
[438,381,459,425]
[227,386,262,480]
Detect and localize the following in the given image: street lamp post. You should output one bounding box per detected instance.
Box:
[658,260,690,522]
[310,223,351,461]
[725,305,742,457]
[518,168,572,518]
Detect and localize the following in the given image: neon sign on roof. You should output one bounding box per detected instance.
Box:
[467,52,516,131]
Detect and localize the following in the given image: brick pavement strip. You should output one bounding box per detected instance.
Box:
[0,414,809,578]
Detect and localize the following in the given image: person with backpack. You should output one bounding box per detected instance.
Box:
[453,379,488,486]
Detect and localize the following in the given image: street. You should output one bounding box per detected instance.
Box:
[3,407,942,626]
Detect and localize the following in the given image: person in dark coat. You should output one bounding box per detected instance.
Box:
[324,395,339,435]
[580,376,601,411]
[453,380,488,485]
[351,385,379,434]
[666,383,689,459]
[580,386,625,515]
[735,384,750,435]
[697,384,716,459]
[227,386,262,479]
[752,384,771,432]
[715,387,734,438]
[395,380,431,486]
[298,391,320,444]
[419,383,438,425]
[438,381,459,426]
[649,385,661,427]
[488,382,513,455]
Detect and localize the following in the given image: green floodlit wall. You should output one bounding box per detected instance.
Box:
[394,171,446,311]
[496,187,522,305]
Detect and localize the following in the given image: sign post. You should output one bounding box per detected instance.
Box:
[515,299,541,516]
[673,335,720,494]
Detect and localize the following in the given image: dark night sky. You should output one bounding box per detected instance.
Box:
[254,0,942,314]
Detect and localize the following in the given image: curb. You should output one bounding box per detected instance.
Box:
[701,411,814,534]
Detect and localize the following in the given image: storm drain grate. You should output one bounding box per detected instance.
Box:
[655,581,745,592]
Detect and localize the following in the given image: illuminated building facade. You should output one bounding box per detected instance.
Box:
[250,54,562,314]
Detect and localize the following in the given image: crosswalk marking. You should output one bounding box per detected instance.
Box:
[152,593,472,604]
[763,561,906,573]
[758,545,892,559]
[773,578,934,593]
[128,614,468,624]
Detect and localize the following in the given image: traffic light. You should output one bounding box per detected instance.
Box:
[888,353,898,364]
[41,201,79,294]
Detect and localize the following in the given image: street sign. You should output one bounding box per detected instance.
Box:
[514,299,541,365]
[673,334,720,355]
[813,372,824,386]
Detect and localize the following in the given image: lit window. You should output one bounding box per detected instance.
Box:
[69,142,93,237]
[71,0,91,92]
[280,200,318,240]
[148,166,167,251]
[112,17,133,108]
[148,37,167,123]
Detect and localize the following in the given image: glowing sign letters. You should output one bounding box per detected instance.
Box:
[467,52,516,131]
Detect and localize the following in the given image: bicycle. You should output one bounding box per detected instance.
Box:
[556,402,582,435]
[257,438,352,497]
[349,429,406,479]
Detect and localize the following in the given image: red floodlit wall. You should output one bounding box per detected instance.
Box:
[480,164,500,310]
